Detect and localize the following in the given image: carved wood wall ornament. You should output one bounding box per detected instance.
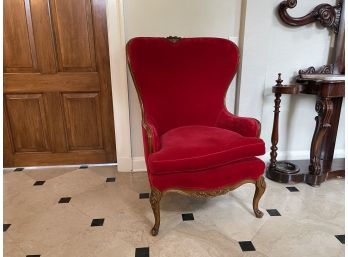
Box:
[277,0,345,75]
[278,0,343,33]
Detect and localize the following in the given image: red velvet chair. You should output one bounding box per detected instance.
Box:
[127,37,266,236]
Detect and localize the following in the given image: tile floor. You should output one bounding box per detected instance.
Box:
[3,165,345,257]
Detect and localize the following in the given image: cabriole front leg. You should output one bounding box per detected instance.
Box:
[253,176,266,218]
[149,187,162,236]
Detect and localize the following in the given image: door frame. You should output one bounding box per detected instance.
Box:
[106,0,132,171]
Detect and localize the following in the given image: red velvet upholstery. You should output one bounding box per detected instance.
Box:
[149,126,265,174]
[127,37,265,192]
[149,158,265,191]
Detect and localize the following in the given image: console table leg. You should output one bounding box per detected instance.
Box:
[267,74,301,183]
[309,97,334,175]
[320,97,343,162]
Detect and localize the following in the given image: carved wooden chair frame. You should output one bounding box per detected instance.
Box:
[149,177,266,236]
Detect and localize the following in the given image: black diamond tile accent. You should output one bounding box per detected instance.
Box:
[58,197,71,204]
[3,224,11,232]
[91,218,104,227]
[139,193,150,199]
[26,255,41,257]
[106,177,116,182]
[239,241,256,252]
[266,209,281,216]
[33,180,45,186]
[286,186,299,192]
[79,165,88,169]
[14,167,24,172]
[335,235,345,244]
[135,247,149,257]
[182,213,194,221]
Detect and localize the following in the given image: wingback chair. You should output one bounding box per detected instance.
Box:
[127,37,266,236]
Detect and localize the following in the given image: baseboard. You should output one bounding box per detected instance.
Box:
[132,156,147,172]
[260,149,345,162]
[3,163,117,172]
[132,149,345,172]
[117,157,133,172]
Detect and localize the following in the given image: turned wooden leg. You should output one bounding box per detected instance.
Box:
[270,74,283,169]
[309,97,333,175]
[270,92,281,169]
[253,176,266,218]
[149,187,162,236]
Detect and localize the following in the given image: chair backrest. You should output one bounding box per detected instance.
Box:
[127,37,239,135]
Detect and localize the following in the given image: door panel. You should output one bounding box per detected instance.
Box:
[4,0,116,167]
[4,0,37,72]
[44,92,68,153]
[50,0,96,71]
[5,94,50,152]
[62,93,103,150]
[29,0,57,74]
[4,73,100,93]
[4,108,14,167]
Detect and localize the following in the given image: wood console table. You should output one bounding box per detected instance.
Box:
[267,0,345,186]
[266,74,345,186]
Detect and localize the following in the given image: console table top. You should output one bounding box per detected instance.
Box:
[298,74,345,82]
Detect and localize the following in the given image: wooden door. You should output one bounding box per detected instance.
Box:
[4,0,116,167]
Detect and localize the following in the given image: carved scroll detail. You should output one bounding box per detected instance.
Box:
[299,64,334,75]
[278,0,342,33]
[167,36,182,43]
[167,179,259,198]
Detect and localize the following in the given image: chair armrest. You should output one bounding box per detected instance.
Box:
[142,121,161,154]
[216,109,261,138]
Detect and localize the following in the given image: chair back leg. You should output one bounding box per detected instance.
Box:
[253,176,266,218]
[150,187,162,236]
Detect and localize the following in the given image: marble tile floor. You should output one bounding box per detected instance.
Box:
[3,165,345,257]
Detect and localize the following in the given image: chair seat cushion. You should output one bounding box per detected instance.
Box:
[149,157,265,191]
[148,126,265,174]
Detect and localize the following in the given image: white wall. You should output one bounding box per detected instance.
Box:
[123,0,243,166]
[122,0,345,170]
[239,0,344,161]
